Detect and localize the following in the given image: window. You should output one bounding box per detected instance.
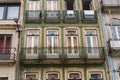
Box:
[46,30,59,58]
[85,30,99,58]
[26,30,39,59]
[111,26,120,40]
[65,0,75,10]
[46,0,58,10]
[0,4,20,20]
[24,73,38,80]
[66,29,79,58]
[82,0,92,10]
[110,18,120,40]
[68,72,81,80]
[89,72,103,80]
[0,34,12,54]
[28,0,40,19]
[29,0,40,10]
[0,77,8,80]
[46,72,59,80]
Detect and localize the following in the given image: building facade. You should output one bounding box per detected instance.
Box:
[0,0,23,80]
[101,0,120,80]
[19,0,107,80]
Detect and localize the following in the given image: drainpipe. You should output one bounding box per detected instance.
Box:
[14,18,22,80]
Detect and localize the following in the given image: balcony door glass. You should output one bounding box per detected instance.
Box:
[111,26,120,40]
[0,35,11,54]
[28,0,40,19]
[46,0,58,10]
[26,30,39,59]
[0,6,4,19]
[85,30,99,58]
[68,72,81,80]
[66,30,79,58]
[46,30,59,58]
[89,72,103,79]
[46,72,59,80]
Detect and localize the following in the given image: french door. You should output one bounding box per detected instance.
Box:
[47,30,59,58]
[46,0,58,19]
[66,30,79,58]
[28,0,40,19]
[26,30,39,59]
[85,30,99,58]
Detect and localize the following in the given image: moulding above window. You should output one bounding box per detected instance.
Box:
[0,0,20,3]
[110,18,120,26]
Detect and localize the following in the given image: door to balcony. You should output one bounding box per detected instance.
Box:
[66,30,79,58]
[27,0,41,21]
[0,35,11,60]
[85,30,99,58]
[26,30,39,59]
[47,30,59,58]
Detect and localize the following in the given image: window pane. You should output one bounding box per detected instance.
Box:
[7,6,19,19]
[0,6,4,19]
[0,36,4,53]
[0,77,8,80]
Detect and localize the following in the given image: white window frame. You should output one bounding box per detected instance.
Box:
[68,72,81,79]
[110,26,120,40]
[46,72,60,79]
[26,30,39,59]
[46,30,59,58]
[89,72,103,79]
[66,29,79,58]
[24,72,38,80]
[85,30,99,58]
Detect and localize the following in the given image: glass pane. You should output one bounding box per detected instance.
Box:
[68,37,72,53]
[0,7,4,19]
[7,6,19,19]
[67,31,76,35]
[54,36,58,53]
[0,77,8,80]
[27,36,32,54]
[73,37,78,53]
[0,36,4,53]
[91,73,101,79]
[111,26,117,39]
[26,74,36,79]
[48,73,58,79]
[5,37,11,54]
[69,73,80,79]
[34,36,39,54]
[117,27,120,39]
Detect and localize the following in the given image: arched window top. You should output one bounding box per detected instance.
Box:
[110,18,120,26]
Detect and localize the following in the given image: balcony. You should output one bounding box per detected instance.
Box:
[63,10,79,23]
[21,47,105,64]
[90,78,103,80]
[25,10,42,23]
[44,10,60,23]
[68,79,81,80]
[0,48,16,64]
[109,39,120,56]
[81,10,97,23]
[101,0,120,8]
